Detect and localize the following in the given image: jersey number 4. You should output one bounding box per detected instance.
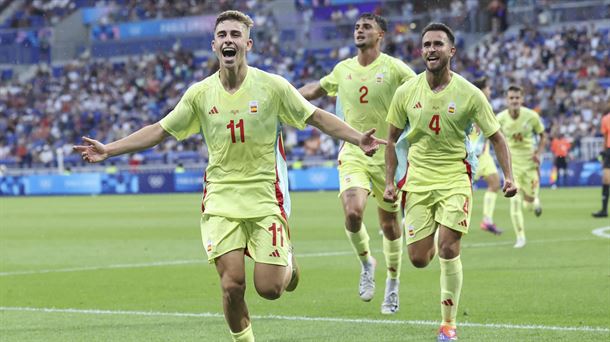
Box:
[227,119,245,143]
[429,114,441,135]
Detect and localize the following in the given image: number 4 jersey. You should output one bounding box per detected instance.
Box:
[160,67,316,218]
[386,72,500,192]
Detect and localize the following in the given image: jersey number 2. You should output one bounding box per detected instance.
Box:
[227,119,245,143]
[429,114,441,135]
[359,86,369,103]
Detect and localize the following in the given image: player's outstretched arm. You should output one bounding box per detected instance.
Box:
[305,108,386,156]
[488,130,518,197]
[73,123,170,163]
[383,124,404,203]
[298,81,327,101]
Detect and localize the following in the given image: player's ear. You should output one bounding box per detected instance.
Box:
[378,30,385,41]
[246,38,253,52]
[449,45,456,58]
[211,39,216,52]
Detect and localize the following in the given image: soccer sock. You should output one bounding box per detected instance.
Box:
[533,197,541,210]
[440,255,463,328]
[602,185,609,212]
[382,235,403,280]
[346,224,371,265]
[231,324,254,342]
[482,191,497,223]
[510,196,525,239]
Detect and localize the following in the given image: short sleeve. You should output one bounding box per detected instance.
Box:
[275,76,316,130]
[386,85,409,130]
[533,114,545,134]
[159,85,201,141]
[472,90,500,138]
[319,65,339,96]
[392,58,417,84]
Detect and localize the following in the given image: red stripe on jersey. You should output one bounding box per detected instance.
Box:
[274,166,291,239]
[397,161,409,189]
[463,159,472,183]
[278,134,287,161]
[337,142,345,165]
[200,172,208,213]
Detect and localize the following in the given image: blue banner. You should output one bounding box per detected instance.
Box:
[138,172,173,193]
[288,167,339,191]
[174,172,204,192]
[25,174,101,195]
[91,15,215,41]
[101,173,139,194]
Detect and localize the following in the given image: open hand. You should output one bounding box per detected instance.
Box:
[73,137,108,163]
[359,128,387,157]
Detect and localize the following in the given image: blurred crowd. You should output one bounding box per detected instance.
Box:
[0,1,609,169]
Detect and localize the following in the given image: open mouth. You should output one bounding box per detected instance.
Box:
[427,56,439,62]
[356,35,365,41]
[222,47,237,58]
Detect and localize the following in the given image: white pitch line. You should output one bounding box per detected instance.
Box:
[0,306,608,333]
[592,226,610,239]
[0,237,600,277]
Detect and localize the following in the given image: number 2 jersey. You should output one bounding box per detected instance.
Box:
[386,72,500,192]
[320,53,416,165]
[160,67,316,218]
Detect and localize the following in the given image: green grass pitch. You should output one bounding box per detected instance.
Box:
[1,188,609,341]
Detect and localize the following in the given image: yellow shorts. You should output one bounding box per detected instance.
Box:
[403,187,472,245]
[514,168,539,198]
[475,153,498,180]
[338,160,399,213]
[201,214,290,266]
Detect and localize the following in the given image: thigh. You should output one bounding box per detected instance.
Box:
[215,249,246,283]
[338,160,372,195]
[404,191,437,245]
[201,214,246,264]
[246,215,291,267]
[369,163,400,213]
[435,187,472,234]
[518,169,539,199]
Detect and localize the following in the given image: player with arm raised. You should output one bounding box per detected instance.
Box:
[497,85,546,248]
[383,23,516,341]
[74,11,385,342]
[299,13,416,314]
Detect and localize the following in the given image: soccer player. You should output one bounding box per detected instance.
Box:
[592,112,610,218]
[298,13,416,314]
[470,77,503,235]
[383,23,517,341]
[497,85,546,248]
[74,11,386,342]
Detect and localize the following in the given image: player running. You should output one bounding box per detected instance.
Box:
[384,23,517,341]
[299,13,416,314]
[74,10,385,342]
[497,85,546,248]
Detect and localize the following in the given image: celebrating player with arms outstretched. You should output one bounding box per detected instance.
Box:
[383,23,517,341]
[299,13,415,314]
[74,11,385,342]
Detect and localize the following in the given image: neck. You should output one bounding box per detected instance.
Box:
[219,63,248,93]
[509,108,520,118]
[425,67,452,93]
[357,45,381,66]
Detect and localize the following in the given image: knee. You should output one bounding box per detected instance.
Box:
[255,283,283,300]
[345,209,363,229]
[409,253,432,268]
[437,241,459,260]
[222,279,246,304]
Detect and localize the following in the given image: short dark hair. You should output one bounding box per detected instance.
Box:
[357,13,388,32]
[472,76,488,90]
[421,22,455,45]
[506,84,523,94]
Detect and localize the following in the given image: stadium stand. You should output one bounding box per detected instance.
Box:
[0,0,608,173]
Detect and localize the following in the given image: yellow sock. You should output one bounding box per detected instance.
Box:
[231,324,254,342]
[346,224,371,264]
[382,235,402,280]
[510,196,525,239]
[440,255,462,328]
[482,191,497,223]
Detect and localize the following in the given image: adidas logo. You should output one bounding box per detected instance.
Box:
[441,299,454,306]
[413,102,422,109]
[458,220,468,227]
[269,249,280,258]
[208,106,219,115]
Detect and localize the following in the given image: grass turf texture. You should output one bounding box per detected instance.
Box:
[1,188,608,341]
